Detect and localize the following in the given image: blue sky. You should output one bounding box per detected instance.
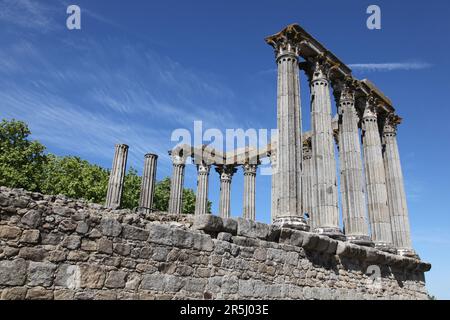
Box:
[0,0,449,299]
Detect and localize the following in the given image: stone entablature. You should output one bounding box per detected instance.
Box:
[0,188,430,300]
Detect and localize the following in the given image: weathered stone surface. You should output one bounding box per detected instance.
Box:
[19,247,46,261]
[59,219,77,232]
[26,287,54,300]
[1,287,27,300]
[62,235,81,250]
[19,229,40,243]
[0,259,27,286]
[122,225,149,241]
[98,238,113,254]
[80,265,106,289]
[236,218,269,240]
[192,214,223,233]
[0,225,22,239]
[105,271,127,289]
[21,210,41,228]
[100,218,122,237]
[222,218,238,235]
[0,187,431,300]
[27,262,57,287]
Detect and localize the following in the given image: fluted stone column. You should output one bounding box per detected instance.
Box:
[307,61,343,239]
[243,163,257,220]
[195,162,211,215]
[265,26,308,230]
[138,153,158,213]
[216,165,237,218]
[302,140,314,229]
[168,153,186,214]
[105,144,129,209]
[383,116,416,257]
[336,86,372,246]
[269,148,278,223]
[362,101,394,251]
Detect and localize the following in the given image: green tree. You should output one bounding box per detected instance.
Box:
[122,168,142,210]
[0,119,47,191]
[0,118,207,213]
[152,177,211,214]
[40,154,109,203]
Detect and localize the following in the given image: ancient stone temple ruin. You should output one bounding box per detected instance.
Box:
[0,24,431,300]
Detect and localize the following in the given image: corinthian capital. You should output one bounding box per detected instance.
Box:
[215,165,237,181]
[383,113,402,136]
[362,96,379,120]
[265,24,304,59]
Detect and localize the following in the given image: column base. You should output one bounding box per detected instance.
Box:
[374,242,397,254]
[346,235,374,247]
[273,216,310,231]
[313,227,346,241]
[397,248,420,259]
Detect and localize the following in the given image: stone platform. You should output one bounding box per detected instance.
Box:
[0,187,430,300]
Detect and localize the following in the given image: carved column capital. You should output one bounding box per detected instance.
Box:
[243,163,258,176]
[362,96,379,121]
[197,162,211,175]
[383,113,402,137]
[215,165,237,182]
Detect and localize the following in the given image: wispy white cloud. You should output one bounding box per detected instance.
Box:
[0,35,250,175]
[0,0,58,32]
[349,62,432,72]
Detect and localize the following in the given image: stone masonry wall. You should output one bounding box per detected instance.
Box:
[0,187,430,300]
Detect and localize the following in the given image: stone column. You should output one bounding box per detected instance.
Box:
[168,153,186,214]
[362,100,394,251]
[105,144,129,209]
[216,165,237,218]
[302,139,314,229]
[382,115,417,257]
[268,148,278,223]
[194,162,211,215]
[335,85,372,246]
[307,61,343,239]
[138,153,158,213]
[243,163,258,221]
[265,26,308,230]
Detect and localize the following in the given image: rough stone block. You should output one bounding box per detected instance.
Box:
[26,287,54,300]
[236,218,270,240]
[80,265,106,289]
[19,229,40,243]
[55,264,81,289]
[27,262,57,287]
[0,259,27,286]
[62,235,81,250]
[0,225,22,239]
[147,223,173,246]
[192,214,223,233]
[301,233,319,250]
[100,218,122,237]
[217,232,232,242]
[18,247,46,261]
[1,287,27,300]
[98,238,113,255]
[105,270,127,289]
[59,219,78,232]
[21,210,41,228]
[122,225,149,241]
[222,218,238,235]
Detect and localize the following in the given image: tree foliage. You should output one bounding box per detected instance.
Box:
[0,119,47,191]
[0,119,209,213]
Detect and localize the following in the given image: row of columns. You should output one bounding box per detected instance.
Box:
[167,155,259,218]
[266,28,415,256]
[105,145,159,213]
